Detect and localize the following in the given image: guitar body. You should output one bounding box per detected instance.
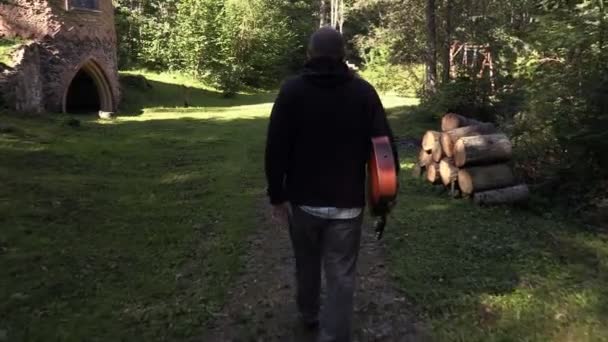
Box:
[368,136,398,216]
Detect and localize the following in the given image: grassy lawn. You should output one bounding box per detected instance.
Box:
[388,116,608,341]
[1,70,606,341]
[0,71,415,341]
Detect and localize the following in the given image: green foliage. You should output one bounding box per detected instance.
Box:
[358,44,424,97]
[0,37,24,67]
[115,0,311,94]
[349,0,426,65]
[422,76,497,122]
[399,0,608,209]
[504,1,608,207]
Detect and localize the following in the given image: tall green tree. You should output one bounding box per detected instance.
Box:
[425,0,438,94]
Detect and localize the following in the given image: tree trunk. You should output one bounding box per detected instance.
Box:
[439,157,458,186]
[425,0,438,95]
[432,141,444,162]
[474,184,530,205]
[442,0,453,83]
[440,123,497,157]
[339,0,344,33]
[419,148,433,166]
[422,130,441,151]
[427,162,441,184]
[458,164,516,195]
[441,113,484,131]
[454,133,512,167]
[320,0,327,27]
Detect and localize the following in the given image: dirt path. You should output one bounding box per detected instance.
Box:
[204,200,429,342]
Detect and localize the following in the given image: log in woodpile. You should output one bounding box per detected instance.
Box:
[440,123,497,157]
[474,184,530,205]
[441,113,483,131]
[419,149,433,167]
[432,142,444,162]
[454,133,512,167]
[417,113,527,206]
[426,162,441,184]
[422,131,441,152]
[458,164,516,195]
[439,158,458,186]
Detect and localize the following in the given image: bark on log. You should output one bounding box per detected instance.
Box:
[422,130,441,151]
[426,162,441,184]
[454,133,512,167]
[432,142,444,162]
[440,123,497,158]
[439,158,458,186]
[458,164,516,195]
[419,149,433,167]
[474,184,530,205]
[441,113,484,131]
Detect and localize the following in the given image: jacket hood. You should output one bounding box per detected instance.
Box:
[302,57,354,87]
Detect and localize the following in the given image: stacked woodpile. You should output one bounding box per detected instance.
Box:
[414,113,529,205]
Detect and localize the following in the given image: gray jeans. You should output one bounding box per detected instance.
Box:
[288,206,363,342]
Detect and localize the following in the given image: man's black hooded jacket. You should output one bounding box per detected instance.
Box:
[265,57,399,208]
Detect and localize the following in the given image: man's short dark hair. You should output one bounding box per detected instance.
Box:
[307,27,346,60]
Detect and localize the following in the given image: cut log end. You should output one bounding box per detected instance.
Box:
[422,131,441,152]
[440,133,455,158]
[439,158,458,186]
[454,139,466,167]
[426,162,440,184]
[419,149,433,167]
[458,168,473,194]
[432,142,444,162]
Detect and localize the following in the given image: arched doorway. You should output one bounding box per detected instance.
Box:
[63,59,113,114]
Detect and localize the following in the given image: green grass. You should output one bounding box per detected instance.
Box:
[388,142,608,341]
[0,70,418,340]
[1,70,606,341]
[0,71,277,340]
[0,37,25,67]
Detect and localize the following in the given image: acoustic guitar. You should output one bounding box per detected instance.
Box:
[368,136,398,240]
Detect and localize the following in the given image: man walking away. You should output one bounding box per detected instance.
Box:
[264,27,399,342]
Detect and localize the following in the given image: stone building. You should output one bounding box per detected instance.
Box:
[0,0,119,114]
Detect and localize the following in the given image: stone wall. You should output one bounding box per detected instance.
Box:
[0,0,58,39]
[38,36,119,112]
[0,0,119,113]
[1,0,116,41]
[0,44,44,113]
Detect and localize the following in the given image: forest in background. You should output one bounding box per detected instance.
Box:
[114,0,608,221]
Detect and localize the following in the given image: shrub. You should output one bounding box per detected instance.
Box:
[358,44,423,97]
